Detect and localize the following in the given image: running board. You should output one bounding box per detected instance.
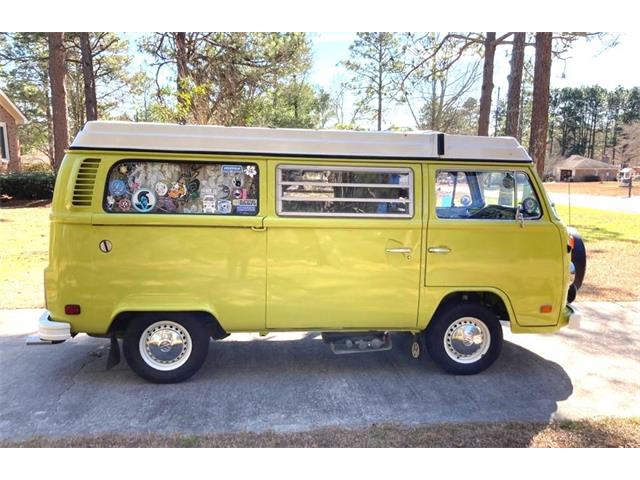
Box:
[321,332,392,355]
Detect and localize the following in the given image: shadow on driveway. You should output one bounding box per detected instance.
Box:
[0,331,572,441]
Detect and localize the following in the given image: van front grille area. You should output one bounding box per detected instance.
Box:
[72,158,101,206]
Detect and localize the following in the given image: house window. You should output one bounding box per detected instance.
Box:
[277,165,413,218]
[0,123,9,163]
[104,160,259,215]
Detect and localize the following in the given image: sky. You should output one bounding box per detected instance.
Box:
[307,32,640,129]
[125,32,640,130]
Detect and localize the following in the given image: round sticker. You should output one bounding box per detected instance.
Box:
[155,181,169,197]
[187,179,200,193]
[460,195,472,206]
[217,185,230,199]
[232,174,244,188]
[232,188,243,199]
[132,189,157,213]
[217,200,232,214]
[168,182,187,199]
[109,179,127,196]
[117,198,131,212]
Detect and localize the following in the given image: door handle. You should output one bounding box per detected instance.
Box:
[428,246,451,254]
[385,247,412,254]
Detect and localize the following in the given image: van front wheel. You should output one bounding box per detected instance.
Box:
[425,303,503,375]
[123,313,209,383]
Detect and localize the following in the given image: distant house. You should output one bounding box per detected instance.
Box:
[0,89,28,172]
[553,155,619,182]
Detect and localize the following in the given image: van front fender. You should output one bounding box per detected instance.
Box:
[419,286,518,330]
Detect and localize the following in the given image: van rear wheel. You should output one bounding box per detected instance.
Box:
[425,303,502,375]
[123,313,209,383]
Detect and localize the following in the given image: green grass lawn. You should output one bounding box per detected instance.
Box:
[554,204,640,244]
[553,204,639,301]
[0,205,50,309]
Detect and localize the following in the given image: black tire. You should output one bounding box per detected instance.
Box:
[123,313,210,383]
[570,231,587,290]
[425,303,503,375]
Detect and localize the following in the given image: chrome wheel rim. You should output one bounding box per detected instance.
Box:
[443,317,491,364]
[139,321,192,371]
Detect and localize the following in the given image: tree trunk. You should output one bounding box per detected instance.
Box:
[493,87,501,136]
[478,32,496,136]
[175,32,189,124]
[43,74,55,166]
[506,32,525,138]
[80,32,98,121]
[529,32,553,177]
[377,35,383,131]
[48,32,69,172]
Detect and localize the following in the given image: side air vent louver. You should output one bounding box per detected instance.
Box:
[72,158,101,206]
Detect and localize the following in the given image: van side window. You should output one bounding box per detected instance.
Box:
[435,170,541,220]
[104,160,259,215]
[277,165,413,218]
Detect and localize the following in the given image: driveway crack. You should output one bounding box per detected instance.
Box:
[53,354,101,410]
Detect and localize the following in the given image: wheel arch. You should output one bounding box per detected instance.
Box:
[422,288,516,331]
[108,309,229,340]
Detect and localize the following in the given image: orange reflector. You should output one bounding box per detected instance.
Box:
[568,235,575,250]
[540,305,553,313]
[65,304,81,315]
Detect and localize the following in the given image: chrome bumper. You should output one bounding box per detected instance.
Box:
[567,304,581,329]
[25,311,71,345]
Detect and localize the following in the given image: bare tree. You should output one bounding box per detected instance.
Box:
[48,32,69,171]
[80,32,98,121]
[506,32,526,139]
[529,32,553,176]
[398,33,480,131]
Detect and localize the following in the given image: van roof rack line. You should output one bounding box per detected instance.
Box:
[70,121,532,163]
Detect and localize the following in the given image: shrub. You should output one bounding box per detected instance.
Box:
[582,175,601,182]
[22,162,54,173]
[0,172,56,200]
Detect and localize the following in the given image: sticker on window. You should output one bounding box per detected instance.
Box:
[104,160,259,216]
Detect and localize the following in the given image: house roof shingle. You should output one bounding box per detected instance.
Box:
[555,155,615,170]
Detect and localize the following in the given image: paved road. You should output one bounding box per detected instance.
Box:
[547,191,640,214]
[1,302,639,441]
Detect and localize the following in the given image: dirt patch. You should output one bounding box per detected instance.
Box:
[3,418,638,448]
[0,198,52,209]
[578,240,640,301]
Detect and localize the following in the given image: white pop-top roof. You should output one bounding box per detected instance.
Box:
[70,121,532,162]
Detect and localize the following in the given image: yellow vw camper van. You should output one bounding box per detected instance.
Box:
[32,122,585,383]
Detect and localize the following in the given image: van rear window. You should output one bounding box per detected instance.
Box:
[277,165,413,218]
[104,160,259,216]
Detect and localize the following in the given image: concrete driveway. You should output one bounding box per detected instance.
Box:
[547,191,640,213]
[1,301,638,441]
